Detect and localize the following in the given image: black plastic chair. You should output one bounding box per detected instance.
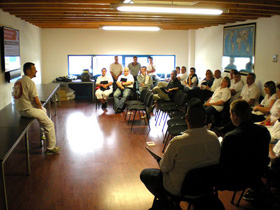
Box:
[158,164,223,210]
[127,92,154,131]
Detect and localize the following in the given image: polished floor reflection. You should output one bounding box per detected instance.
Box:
[4,99,280,210]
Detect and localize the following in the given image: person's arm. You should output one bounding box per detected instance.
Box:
[204,97,212,106]
[110,71,117,80]
[147,65,156,74]
[159,139,176,173]
[116,81,124,89]
[269,144,278,160]
[33,96,43,110]
[205,100,225,106]
[231,89,237,95]
[247,98,256,107]
[253,99,276,114]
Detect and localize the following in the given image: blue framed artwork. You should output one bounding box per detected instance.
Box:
[222,23,256,73]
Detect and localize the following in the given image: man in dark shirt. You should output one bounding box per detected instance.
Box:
[152,70,182,101]
[219,99,270,193]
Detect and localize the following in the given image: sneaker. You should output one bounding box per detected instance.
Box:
[243,189,256,201]
[41,133,46,140]
[45,147,60,156]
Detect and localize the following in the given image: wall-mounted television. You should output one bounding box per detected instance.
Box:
[1,26,21,82]
[1,26,21,73]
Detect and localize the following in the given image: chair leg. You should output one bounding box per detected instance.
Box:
[231,191,237,204]
[236,189,246,206]
[131,110,137,131]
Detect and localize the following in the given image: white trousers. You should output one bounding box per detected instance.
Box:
[18,107,56,150]
[95,89,112,101]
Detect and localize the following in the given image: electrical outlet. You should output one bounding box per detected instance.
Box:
[273,54,278,62]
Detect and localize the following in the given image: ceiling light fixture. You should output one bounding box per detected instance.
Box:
[101,26,160,31]
[115,4,223,15]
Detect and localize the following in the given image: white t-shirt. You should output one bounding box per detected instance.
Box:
[270,99,280,123]
[209,87,231,112]
[117,74,134,88]
[110,63,123,76]
[230,80,244,102]
[96,75,113,91]
[240,83,260,107]
[261,93,278,107]
[211,77,223,92]
[178,73,188,85]
[147,64,156,76]
[270,120,280,141]
[14,75,38,111]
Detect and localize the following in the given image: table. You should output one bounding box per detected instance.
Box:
[53,79,95,102]
[36,84,60,119]
[0,83,59,210]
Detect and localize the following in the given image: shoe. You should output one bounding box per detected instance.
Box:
[41,133,46,140]
[45,147,60,156]
[243,189,256,201]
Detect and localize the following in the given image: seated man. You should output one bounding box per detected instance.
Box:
[140,98,220,209]
[183,67,198,92]
[137,66,153,93]
[229,71,243,103]
[113,67,134,113]
[14,62,60,155]
[152,70,182,101]
[204,77,231,124]
[219,100,270,193]
[240,72,260,107]
[95,68,113,109]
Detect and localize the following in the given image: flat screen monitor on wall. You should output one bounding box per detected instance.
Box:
[1,26,21,73]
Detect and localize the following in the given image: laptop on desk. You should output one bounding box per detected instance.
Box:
[145,146,162,164]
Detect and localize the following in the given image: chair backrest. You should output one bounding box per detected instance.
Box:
[140,89,149,102]
[172,89,183,102]
[145,93,154,107]
[181,164,219,198]
[175,92,188,107]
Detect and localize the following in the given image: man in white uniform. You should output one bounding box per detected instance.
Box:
[95,68,113,109]
[147,56,159,87]
[110,55,123,91]
[13,62,60,155]
[240,73,260,107]
[229,71,244,103]
[113,67,134,113]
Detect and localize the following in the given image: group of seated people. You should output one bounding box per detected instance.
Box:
[138,68,280,209]
[140,96,280,210]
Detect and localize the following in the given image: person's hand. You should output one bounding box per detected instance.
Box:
[205,86,210,90]
[140,83,144,86]
[253,106,259,111]
[204,102,211,106]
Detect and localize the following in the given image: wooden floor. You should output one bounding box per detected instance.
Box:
[5,99,280,210]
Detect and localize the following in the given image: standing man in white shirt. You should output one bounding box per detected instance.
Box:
[95,68,113,109]
[13,62,60,155]
[147,56,159,87]
[110,55,123,91]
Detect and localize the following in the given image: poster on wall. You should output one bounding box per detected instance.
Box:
[2,26,21,72]
[222,23,256,73]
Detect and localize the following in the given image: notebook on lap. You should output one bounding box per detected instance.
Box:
[145,146,162,164]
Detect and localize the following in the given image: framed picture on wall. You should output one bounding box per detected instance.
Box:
[222,23,256,73]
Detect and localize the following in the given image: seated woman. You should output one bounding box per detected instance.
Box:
[95,68,113,109]
[183,67,198,92]
[251,81,277,122]
[261,84,280,125]
[204,77,231,124]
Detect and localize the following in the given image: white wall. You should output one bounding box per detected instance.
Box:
[41,29,190,83]
[194,16,280,94]
[0,9,41,109]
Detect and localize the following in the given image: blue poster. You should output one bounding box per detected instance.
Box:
[223,24,255,57]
